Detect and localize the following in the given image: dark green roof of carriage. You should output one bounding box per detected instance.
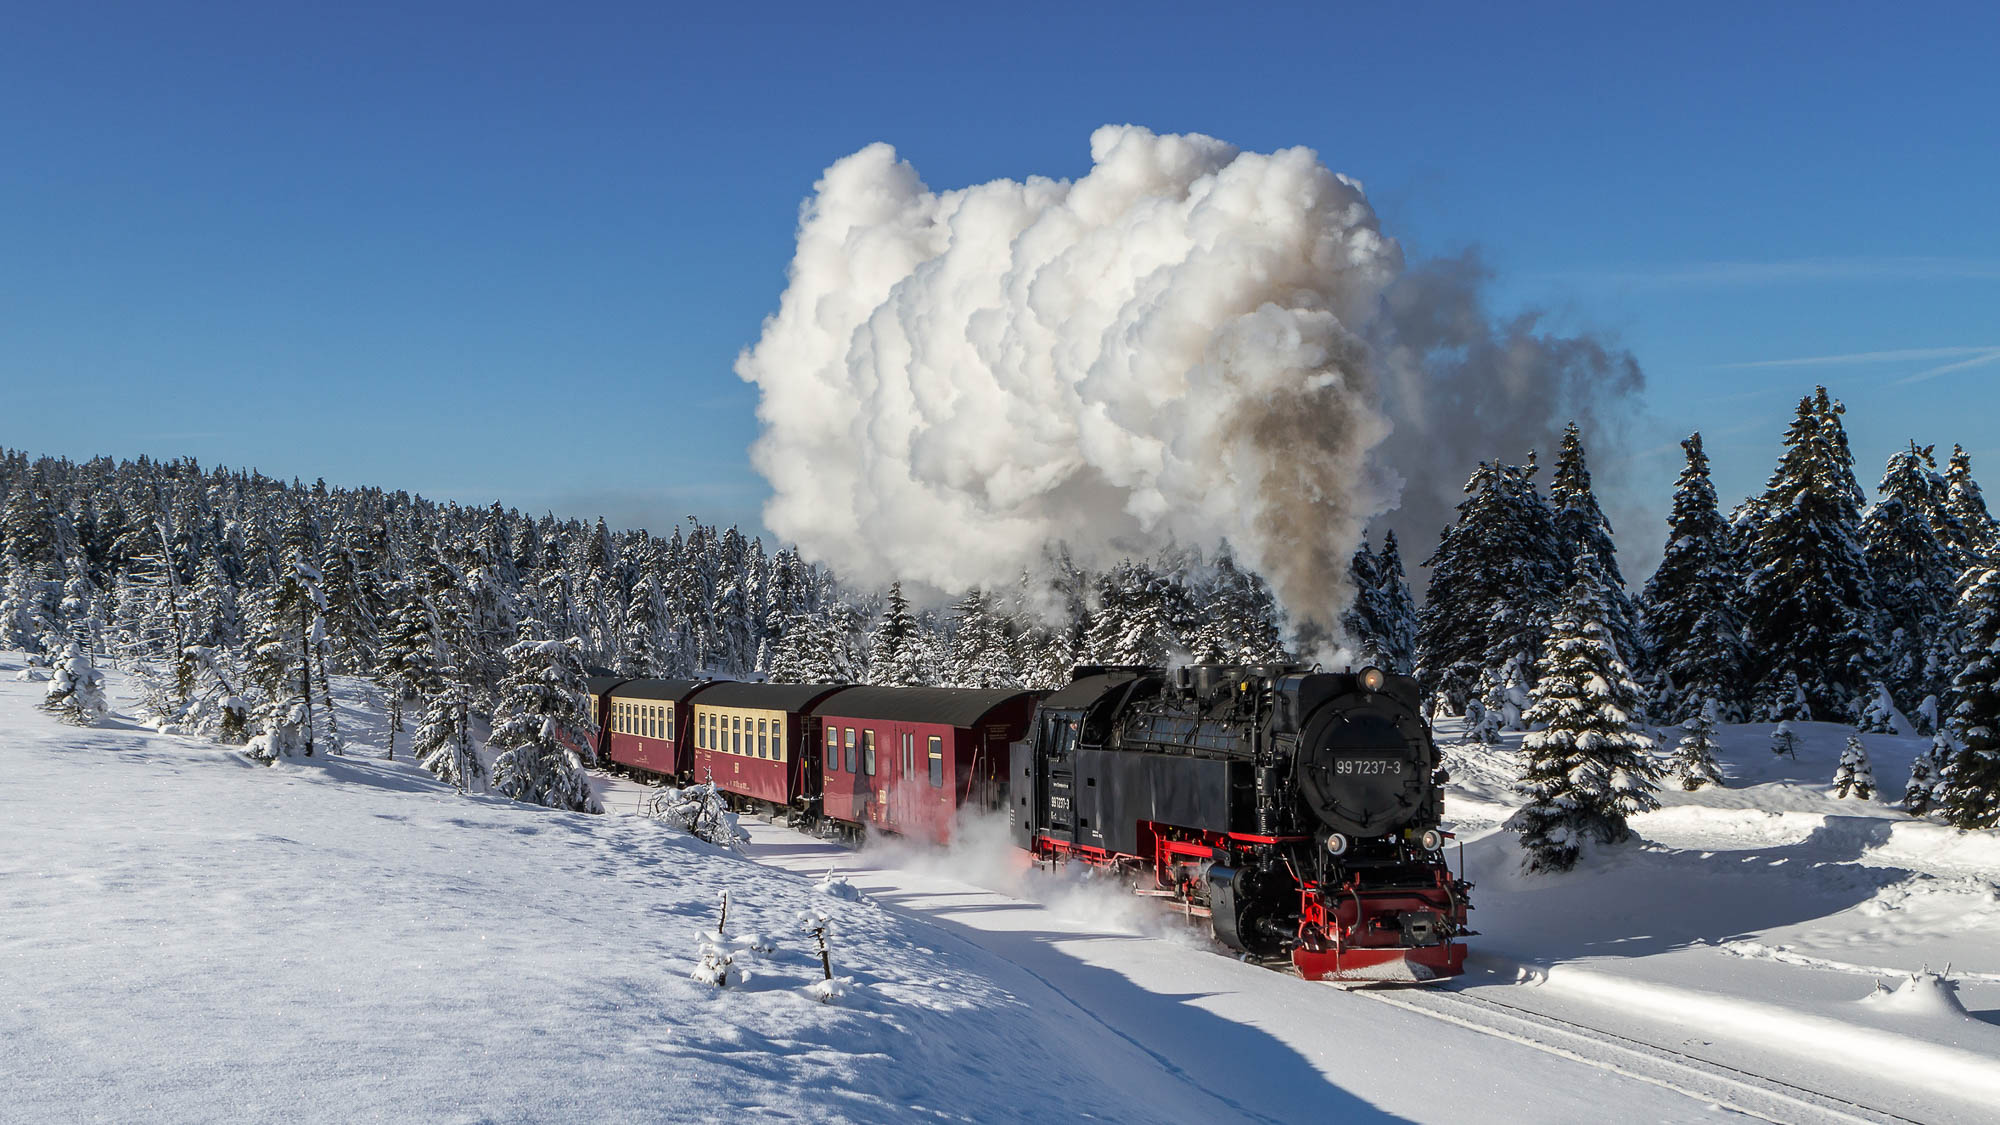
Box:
[584,675,629,696]
[690,682,852,711]
[814,687,1038,728]
[607,678,713,702]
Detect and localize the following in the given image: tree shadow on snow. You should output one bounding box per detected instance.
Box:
[1466,815,1918,963]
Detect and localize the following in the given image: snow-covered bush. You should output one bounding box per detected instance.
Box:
[1858,684,1899,734]
[1461,696,1499,744]
[43,644,107,725]
[645,781,744,849]
[816,870,861,902]
[1834,735,1876,800]
[246,698,313,763]
[690,891,761,988]
[1770,721,1799,759]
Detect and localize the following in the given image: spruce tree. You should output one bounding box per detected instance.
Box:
[1670,699,1725,791]
[1863,443,1961,711]
[1945,445,1999,561]
[414,683,481,792]
[1418,458,1565,711]
[1550,423,1646,674]
[1739,388,1883,721]
[488,631,600,813]
[1833,735,1876,800]
[868,582,917,684]
[1936,568,2000,828]
[1507,555,1660,873]
[1903,736,1947,816]
[1642,433,1749,720]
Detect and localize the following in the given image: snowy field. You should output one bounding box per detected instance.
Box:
[5,656,1998,1124]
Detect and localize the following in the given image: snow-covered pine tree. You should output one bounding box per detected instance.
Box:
[1642,433,1750,721]
[1418,458,1566,712]
[1191,549,1286,665]
[1936,567,2000,828]
[1341,538,1385,663]
[1670,698,1725,791]
[1834,735,1876,800]
[1507,554,1660,873]
[1550,422,1647,676]
[43,642,108,725]
[1369,531,1419,674]
[414,682,481,792]
[617,559,667,678]
[1903,735,1948,816]
[487,631,601,813]
[867,582,917,685]
[1739,388,1883,722]
[1945,445,1999,561]
[1863,442,1962,712]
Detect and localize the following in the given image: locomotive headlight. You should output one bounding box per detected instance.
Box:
[1418,828,1445,851]
[1360,666,1386,693]
[1325,833,1350,856]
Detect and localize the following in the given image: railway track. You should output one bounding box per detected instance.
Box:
[1353,983,1931,1125]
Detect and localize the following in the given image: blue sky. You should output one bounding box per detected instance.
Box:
[4,1,1996,576]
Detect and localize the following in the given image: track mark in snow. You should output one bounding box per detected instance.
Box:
[1717,941,2000,983]
[1356,986,1923,1125]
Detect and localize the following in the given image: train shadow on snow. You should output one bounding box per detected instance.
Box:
[778,884,1416,1122]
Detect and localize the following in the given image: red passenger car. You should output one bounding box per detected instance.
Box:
[688,682,851,816]
[814,687,1039,844]
[602,678,718,782]
[582,674,630,761]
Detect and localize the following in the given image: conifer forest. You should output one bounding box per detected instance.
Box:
[5,385,1998,830]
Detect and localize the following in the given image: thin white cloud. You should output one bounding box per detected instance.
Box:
[1722,345,2000,370]
[1892,348,2000,386]
[1533,257,2000,288]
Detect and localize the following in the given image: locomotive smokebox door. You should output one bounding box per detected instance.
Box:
[1295,698,1430,839]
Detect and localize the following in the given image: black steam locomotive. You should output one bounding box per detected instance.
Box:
[1009,663,1471,980]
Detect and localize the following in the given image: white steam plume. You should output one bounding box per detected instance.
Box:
[737,126,1643,639]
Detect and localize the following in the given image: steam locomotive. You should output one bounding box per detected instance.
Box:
[589,661,1470,981]
[1008,664,1471,981]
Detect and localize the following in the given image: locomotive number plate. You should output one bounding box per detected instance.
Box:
[1334,757,1405,776]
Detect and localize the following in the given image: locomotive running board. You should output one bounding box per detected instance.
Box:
[1294,941,1466,983]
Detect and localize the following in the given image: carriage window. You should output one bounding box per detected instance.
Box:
[862,729,875,776]
[732,716,742,754]
[826,726,840,769]
[847,729,859,774]
[758,717,768,758]
[929,736,944,788]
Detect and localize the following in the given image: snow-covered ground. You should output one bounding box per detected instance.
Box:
[5,655,1997,1123]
